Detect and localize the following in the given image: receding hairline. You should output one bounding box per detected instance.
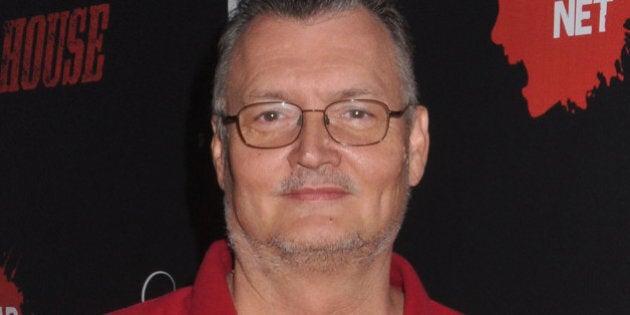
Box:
[246,4,373,27]
[229,5,394,54]
[223,6,403,102]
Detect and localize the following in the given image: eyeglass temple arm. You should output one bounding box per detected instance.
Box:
[222,115,238,124]
[389,105,411,117]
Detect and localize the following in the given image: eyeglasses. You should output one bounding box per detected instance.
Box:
[222,99,408,148]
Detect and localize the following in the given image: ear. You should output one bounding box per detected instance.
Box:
[407,105,430,186]
[211,116,226,190]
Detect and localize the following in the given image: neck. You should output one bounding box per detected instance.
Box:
[228,245,404,315]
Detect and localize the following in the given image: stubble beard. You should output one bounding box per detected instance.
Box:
[224,167,409,274]
[226,206,406,274]
[266,219,404,273]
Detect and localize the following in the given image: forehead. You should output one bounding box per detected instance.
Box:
[225,7,401,107]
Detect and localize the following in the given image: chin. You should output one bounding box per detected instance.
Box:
[273,228,363,251]
[268,232,376,273]
[268,222,399,271]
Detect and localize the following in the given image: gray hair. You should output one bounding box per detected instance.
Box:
[212,0,417,137]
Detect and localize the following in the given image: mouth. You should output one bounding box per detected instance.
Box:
[282,187,350,201]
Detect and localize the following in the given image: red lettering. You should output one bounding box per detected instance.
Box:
[21,15,46,90]
[63,8,87,86]
[1,3,109,93]
[43,12,69,88]
[82,3,110,83]
[0,18,26,93]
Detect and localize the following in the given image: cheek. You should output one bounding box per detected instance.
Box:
[229,148,277,207]
[352,154,408,233]
[352,142,408,204]
[226,145,290,232]
[230,150,268,188]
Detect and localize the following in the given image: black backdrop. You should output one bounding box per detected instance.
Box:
[1,1,629,314]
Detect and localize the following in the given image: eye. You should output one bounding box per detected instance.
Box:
[258,111,282,122]
[343,108,373,120]
[349,110,366,118]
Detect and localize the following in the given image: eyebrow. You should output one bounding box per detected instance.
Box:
[336,88,372,100]
[247,88,374,103]
[246,91,287,101]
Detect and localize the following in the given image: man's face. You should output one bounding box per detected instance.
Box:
[212,8,428,266]
[492,0,629,117]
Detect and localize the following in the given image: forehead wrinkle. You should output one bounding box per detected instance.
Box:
[238,51,388,97]
[248,88,373,101]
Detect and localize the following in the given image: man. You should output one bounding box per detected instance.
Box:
[110,0,460,314]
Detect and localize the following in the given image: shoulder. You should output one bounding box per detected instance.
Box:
[391,253,462,315]
[422,300,463,315]
[106,240,234,315]
[106,287,192,315]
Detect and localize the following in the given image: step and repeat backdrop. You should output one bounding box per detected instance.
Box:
[1,0,629,314]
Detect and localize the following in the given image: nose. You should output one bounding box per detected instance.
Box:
[288,111,341,169]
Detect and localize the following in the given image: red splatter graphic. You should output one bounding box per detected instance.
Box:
[1,253,23,314]
[492,0,630,117]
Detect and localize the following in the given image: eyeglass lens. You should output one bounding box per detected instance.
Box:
[233,100,395,148]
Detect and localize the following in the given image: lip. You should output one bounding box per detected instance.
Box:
[283,187,350,201]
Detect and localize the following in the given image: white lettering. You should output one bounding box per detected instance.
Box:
[554,0,575,38]
[554,0,614,38]
[593,0,613,32]
[575,0,593,36]
[0,307,19,315]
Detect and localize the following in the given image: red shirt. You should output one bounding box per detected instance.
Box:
[109,240,460,315]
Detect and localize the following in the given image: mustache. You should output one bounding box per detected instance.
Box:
[276,167,357,194]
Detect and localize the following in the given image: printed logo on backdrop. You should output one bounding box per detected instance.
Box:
[141,271,176,302]
[0,3,110,94]
[492,0,630,117]
[1,252,23,315]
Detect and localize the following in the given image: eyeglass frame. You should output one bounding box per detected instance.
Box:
[220,99,410,149]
